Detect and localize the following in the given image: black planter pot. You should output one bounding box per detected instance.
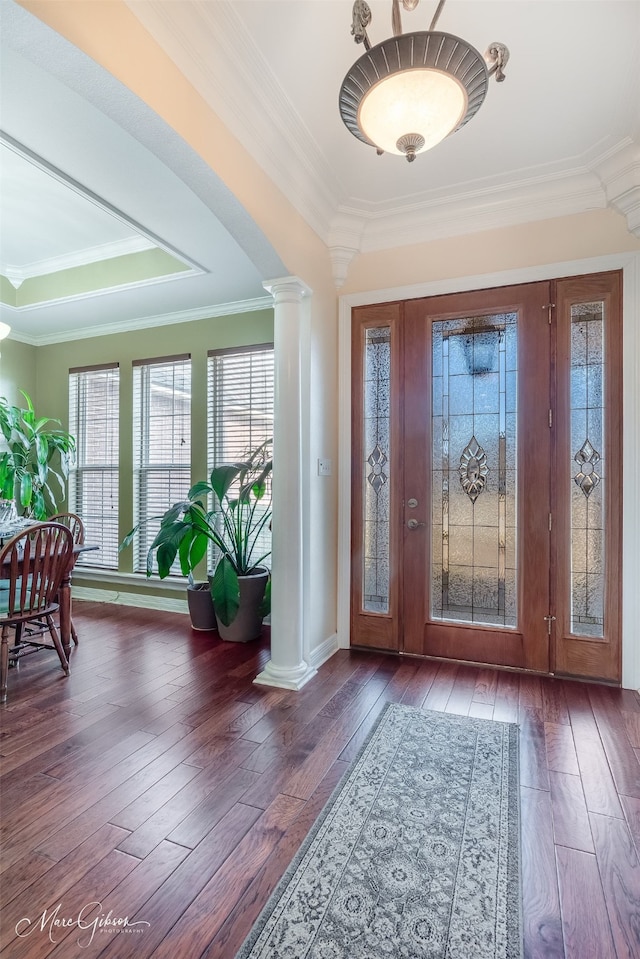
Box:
[187,582,217,631]
[214,567,269,643]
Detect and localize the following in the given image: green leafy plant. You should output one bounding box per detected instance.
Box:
[0,391,76,519]
[121,442,272,627]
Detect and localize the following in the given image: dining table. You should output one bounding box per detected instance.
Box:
[0,517,98,660]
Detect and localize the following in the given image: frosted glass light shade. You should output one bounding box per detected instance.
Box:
[359,69,467,156]
[339,32,489,160]
[0,322,10,341]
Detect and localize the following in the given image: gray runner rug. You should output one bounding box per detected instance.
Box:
[235,703,521,959]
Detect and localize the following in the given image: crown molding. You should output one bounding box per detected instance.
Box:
[7,295,273,346]
[125,0,340,243]
[332,167,605,256]
[3,270,24,291]
[594,140,640,238]
[330,138,639,258]
[125,4,639,262]
[0,236,156,286]
[2,266,200,313]
[326,141,640,278]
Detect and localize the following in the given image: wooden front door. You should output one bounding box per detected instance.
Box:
[350,273,622,681]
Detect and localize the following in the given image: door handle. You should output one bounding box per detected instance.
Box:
[407,518,426,530]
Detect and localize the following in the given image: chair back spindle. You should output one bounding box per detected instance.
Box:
[49,512,85,546]
[0,523,74,619]
[0,523,75,703]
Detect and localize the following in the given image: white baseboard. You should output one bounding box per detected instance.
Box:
[73,585,188,615]
[307,632,339,670]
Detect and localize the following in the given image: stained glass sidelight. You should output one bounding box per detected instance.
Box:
[363,327,391,613]
[570,303,605,637]
[432,314,518,627]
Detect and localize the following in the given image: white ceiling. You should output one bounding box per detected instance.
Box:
[0,143,153,275]
[1,0,639,342]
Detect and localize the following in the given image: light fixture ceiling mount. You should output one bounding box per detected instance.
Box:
[339,0,509,162]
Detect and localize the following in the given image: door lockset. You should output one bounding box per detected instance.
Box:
[407,518,426,530]
[407,498,418,509]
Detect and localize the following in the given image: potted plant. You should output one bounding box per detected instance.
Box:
[0,391,76,519]
[121,442,272,642]
[186,576,217,632]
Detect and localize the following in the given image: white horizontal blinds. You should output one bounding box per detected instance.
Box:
[207,345,274,570]
[68,364,120,569]
[133,355,191,575]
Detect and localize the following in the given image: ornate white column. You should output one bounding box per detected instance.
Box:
[254,276,317,690]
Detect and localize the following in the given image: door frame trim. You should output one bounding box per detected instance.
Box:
[337,251,640,689]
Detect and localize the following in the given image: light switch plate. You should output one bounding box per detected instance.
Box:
[318,458,332,476]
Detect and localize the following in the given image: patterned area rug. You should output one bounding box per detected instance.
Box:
[235,703,521,959]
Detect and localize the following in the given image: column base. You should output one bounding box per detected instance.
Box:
[253,658,317,691]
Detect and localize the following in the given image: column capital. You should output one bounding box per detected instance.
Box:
[263,275,313,302]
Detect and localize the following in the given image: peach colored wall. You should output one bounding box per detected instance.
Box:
[342,209,640,294]
[19,0,334,295]
[19,0,340,655]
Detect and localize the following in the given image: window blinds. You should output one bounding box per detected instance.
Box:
[132,356,191,575]
[208,344,274,570]
[68,364,120,569]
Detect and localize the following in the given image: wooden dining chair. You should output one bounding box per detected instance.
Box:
[0,522,74,704]
[49,512,85,646]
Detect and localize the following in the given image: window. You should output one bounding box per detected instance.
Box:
[69,363,120,569]
[133,355,191,574]
[208,344,274,568]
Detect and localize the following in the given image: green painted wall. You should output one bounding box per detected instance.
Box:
[0,276,17,307]
[10,249,190,306]
[0,339,37,403]
[1,309,273,595]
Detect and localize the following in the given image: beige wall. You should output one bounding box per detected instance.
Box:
[343,210,640,295]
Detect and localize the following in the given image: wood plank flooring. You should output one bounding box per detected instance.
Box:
[1,602,639,958]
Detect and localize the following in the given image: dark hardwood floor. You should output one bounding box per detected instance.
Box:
[1,602,639,958]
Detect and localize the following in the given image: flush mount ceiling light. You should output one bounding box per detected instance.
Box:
[339,0,509,162]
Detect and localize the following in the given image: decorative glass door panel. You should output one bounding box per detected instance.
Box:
[401,284,551,671]
[555,274,621,681]
[431,313,517,628]
[351,304,402,651]
[363,326,391,615]
[570,302,605,637]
